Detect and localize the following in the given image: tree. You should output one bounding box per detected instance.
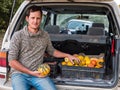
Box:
[0,0,24,30]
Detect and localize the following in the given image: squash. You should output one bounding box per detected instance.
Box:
[37,63,50,77]
[96,59,104,68]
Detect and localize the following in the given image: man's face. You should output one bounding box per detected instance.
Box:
[26,11,42,30]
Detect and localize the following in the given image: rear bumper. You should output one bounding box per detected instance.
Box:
[0,81,118,90]
[0,78,12,90]
[0,86,12,90]
[56,85,118,90]
[0,85,118,90]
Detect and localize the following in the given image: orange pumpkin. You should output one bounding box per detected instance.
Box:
[37,63,50,77]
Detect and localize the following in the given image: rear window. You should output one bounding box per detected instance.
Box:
[57,14,108,32]
[17,4,115,36]
[44,13,109,35]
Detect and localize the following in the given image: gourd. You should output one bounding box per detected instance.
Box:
[37,63,50,77]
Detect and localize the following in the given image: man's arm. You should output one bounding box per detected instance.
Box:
[53,49,79,64]
[9,60,43,77]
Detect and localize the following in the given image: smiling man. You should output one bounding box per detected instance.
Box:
[8,6,79,90]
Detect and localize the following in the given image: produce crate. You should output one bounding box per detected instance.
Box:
[61,53,105,79]
[61,65,105,79]
[47,62,61,78]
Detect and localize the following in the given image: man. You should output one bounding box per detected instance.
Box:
[8,6,79,90]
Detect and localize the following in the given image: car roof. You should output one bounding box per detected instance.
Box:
[27,0,113,2]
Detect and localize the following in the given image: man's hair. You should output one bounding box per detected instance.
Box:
[26,6,42,16]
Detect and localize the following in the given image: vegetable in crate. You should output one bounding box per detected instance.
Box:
[64,57,73,66]
[37,63,50,77]
[62,54,104,68]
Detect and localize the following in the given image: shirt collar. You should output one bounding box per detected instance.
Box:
[23,25,44,37]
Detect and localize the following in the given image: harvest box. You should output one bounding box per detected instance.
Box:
[61,53,105,79]
[61,65,105,79]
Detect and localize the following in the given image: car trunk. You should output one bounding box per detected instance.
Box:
[43,34,116,88]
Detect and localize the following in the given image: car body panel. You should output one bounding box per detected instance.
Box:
[0,0,120,90]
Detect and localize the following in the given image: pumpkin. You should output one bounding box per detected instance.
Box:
[37,63,50,77]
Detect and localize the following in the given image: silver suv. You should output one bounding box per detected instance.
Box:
[66,19,93,34]
[0,0,120,90]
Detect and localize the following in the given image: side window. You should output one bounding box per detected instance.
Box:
[40,11,48,30]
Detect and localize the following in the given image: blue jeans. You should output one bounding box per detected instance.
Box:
[11,73,57,90]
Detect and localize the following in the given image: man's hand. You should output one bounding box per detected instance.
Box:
[9,60,47,78]
[30,71,47,78]
[53,50,80,64]
[66,54,80,64]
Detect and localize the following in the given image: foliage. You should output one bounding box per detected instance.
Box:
[0,0,24,30]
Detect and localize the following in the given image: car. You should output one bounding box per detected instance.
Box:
[0,0,120,90]
[66,19,93,34]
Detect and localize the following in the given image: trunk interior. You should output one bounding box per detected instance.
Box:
[43,34,114,86]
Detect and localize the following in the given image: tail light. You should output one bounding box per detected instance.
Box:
[0,51,7,78]
[0,52,7,67]
[111,39,115,55]
[0,74,5,78]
